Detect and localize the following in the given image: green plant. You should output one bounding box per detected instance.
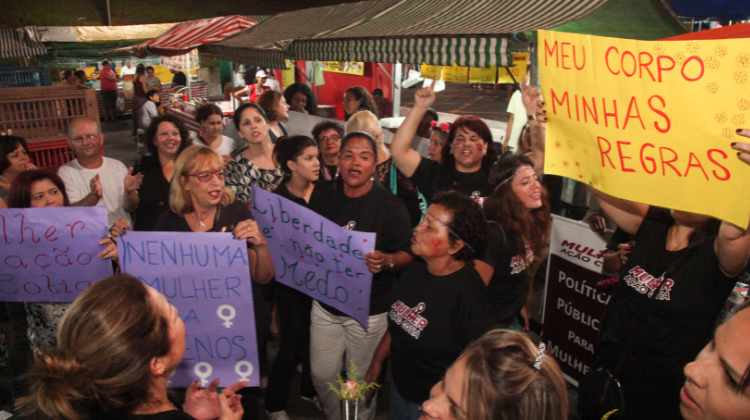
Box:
[328,362,380,401]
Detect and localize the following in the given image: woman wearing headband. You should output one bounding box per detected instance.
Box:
[478,154,550,330]
[420,329,568,420]
[366,191,491,420]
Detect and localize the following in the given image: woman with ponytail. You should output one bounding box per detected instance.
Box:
[18,274,245,419]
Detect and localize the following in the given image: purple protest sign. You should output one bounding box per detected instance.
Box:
[0,207,113,302]
[250,186,375,328]
[118,231,260,388]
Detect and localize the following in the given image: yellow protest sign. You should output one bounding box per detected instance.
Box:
[539,30,750,226]
[498,51,530,84]
[419,64,469,82]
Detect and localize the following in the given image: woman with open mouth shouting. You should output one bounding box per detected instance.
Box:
[308,131,413,420]
[390,81,498,203]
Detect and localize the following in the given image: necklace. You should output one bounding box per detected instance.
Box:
[192,209,213,229]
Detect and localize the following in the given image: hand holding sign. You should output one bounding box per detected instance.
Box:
[732,132,750,165]
[233,219,266,246]
[414,79,437,109]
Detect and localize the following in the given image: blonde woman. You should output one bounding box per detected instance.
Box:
[421,329,569,420]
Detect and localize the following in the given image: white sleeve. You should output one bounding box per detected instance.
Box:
[57,165,88,204]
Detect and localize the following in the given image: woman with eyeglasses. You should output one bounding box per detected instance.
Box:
[476,154,550,331]
[133,115,190,231]
[308,131,413,420]
[366,191,492,420]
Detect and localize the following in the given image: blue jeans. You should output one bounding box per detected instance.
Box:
[390,380,422,420]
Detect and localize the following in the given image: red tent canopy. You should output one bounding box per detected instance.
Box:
[663,23,750,40]
[123,15,257,57]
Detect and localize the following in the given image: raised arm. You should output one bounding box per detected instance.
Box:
[391,81,437,177]
[591,188,649,236]
[715,219,750,277]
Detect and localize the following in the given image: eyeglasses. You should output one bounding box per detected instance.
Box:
[70,134,100,145]
[320,134,342,143]
[188,169,225,183]
[418,213,475,254]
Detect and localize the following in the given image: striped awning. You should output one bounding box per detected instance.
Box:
[199,44,287,69]
[0,27,47,60]
[116,15,258,57]
[214,0,608,67]
[290,36,509,67]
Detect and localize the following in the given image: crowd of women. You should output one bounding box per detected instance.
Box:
[0,77,749,420]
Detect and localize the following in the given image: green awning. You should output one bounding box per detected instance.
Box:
[554,0,687,39]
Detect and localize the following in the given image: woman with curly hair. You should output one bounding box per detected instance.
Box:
[478,153,550,330]
[133,114,191,231]
[420,329,568,420]
[366,191,492,420]
[283,82,317,115]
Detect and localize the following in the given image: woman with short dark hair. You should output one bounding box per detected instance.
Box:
[194,103,236,158]
[367,191,492,420]
[308,131,413,420]
[283,82,317,115]
[133,115,191,231]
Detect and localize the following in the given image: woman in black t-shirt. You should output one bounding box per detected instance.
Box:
[308,131,413,420]
[478,154,551,329]
[587,188,749,420]
[366,191,491,420]
[390,82,498,201]
[265,135,320,417]
[18,274,245,420]
[134,115,190,231]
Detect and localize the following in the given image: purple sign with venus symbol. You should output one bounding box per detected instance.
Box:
[118,231,260,388]
[251,186,375,328]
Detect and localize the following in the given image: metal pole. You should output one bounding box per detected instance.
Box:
[105,0,112,26]
[392,62,402,118]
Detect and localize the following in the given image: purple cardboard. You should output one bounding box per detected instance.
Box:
[119,231,260,388]
[250,186,375,328]
[0,207,113,302]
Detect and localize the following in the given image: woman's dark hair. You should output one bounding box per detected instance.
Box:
[283,82,317,115]
[274,135,318,180]
[344,86,378,119]
[146,89,159,100]
[195,103,223,124]
[233,102,268,130]
[484,154,550,258]
[340,131,377,156]
[0,135,30,174]
[257,91,284,122]
[17,274,171,419]
[144,114,191,158]
[312,121,344,143]
[441,115,497,173]
[430,191,487,261]
[7,169,70,208]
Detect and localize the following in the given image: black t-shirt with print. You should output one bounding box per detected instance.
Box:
[598,208,734,418]
[410,158,491,202]
[389,260,491,403]
[479,222,532,326]
[309,182,412,315]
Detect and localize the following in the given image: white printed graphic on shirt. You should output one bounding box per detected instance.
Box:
[510,242,535,275]
[623,265,674,301]
[390,301,429,339]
